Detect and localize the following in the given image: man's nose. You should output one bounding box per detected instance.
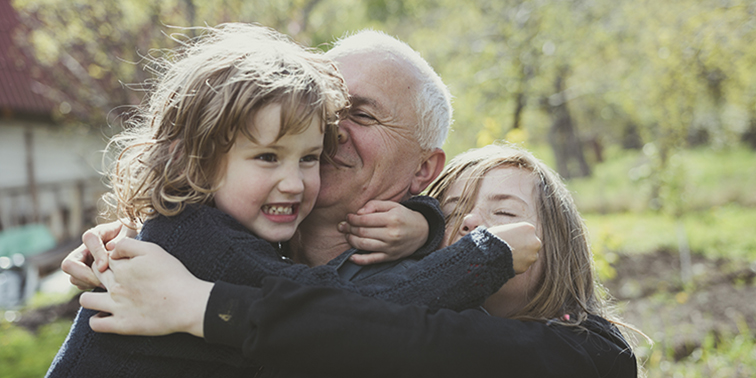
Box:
[459,213,483,236]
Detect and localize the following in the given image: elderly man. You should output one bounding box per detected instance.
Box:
[63,30,539,336]
[288,30,451,267]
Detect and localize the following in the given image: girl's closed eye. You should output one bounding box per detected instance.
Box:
[493,210,517,217]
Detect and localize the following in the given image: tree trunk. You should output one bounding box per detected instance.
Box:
[743,117,756,149]
[545,70,590,179]
[24,125,39,223]
[512,91,525,130]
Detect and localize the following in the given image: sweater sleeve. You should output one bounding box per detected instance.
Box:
[204,277,638,378]
[337,227,515,311]
[399,195,445,258]
[133,206,512,366]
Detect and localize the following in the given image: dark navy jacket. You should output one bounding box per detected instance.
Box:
[47,197,515,377]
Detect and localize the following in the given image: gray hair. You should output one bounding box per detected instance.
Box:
[326,30,452,150]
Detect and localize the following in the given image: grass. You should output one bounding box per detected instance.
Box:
[637,315,756,378]
[561,144,756,262]
[0,318,72,378]
[584,205,756,261]
[0,285,78,377]
[566,145,756,213]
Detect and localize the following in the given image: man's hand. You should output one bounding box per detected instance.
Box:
[488,222,541,274]
[338,200,429,265]
[61,221,131,290]
[79,238,211,338]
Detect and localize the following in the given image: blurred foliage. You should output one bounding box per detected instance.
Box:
[0,318,72,378]
[567,145,756,213]
[628,297,756,378]
[11,0,756,208]
[584,204,756,261]
[638,321,756,378]
[578,144,756,262]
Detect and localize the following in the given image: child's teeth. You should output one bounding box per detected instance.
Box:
[265,205,292,215]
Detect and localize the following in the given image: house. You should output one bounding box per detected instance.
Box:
[0,0,107,307]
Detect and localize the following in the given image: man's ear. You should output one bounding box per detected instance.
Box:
[410,148,446,195]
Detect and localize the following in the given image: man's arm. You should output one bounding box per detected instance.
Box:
[205,277,638,378]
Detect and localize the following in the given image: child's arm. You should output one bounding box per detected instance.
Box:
[337,222,541,312]
[340,196,443,265]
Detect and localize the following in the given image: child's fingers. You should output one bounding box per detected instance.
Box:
[345,224,404,243]
[82,230,111,273]
[337,221,351,234]
[105,222,138,250]
[356,200,401,215]
[344,233,388,252]
[349,252,391,265]
[61,247,103,290]
[81,220,137,267]
[338,222,378,242]
[346,212,394,228]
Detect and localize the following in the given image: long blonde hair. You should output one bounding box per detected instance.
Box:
[427,142,606,325]
[104,23,348,224]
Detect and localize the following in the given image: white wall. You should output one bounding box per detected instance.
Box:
[0,122,108,238]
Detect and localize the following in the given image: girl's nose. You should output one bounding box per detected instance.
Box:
[278,170,305,195]
[459,213,483,236]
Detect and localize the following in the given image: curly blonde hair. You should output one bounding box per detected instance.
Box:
[104,23,349,224]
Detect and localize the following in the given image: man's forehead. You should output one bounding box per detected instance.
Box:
[349,94,383,113]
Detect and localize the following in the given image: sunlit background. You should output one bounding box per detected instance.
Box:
[1,0,755,376]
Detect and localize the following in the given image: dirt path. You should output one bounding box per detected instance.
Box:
[604,250,756,359]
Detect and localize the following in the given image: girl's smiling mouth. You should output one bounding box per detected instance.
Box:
[261,203,299,221]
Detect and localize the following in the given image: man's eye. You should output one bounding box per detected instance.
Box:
[350,112,377,125]
[255,153,277,162]
[301,154,320,163]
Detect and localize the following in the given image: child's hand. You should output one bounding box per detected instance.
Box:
[338,200,430,265]
[62,221,140,290]
[487,222,542,274]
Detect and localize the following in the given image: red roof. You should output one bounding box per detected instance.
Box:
[0,0,56,117]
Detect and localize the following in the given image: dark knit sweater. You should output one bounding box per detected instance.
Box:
[206,277,637,378]
[47,197,515,377]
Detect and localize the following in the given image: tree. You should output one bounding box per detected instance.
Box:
[11,0,366,131]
